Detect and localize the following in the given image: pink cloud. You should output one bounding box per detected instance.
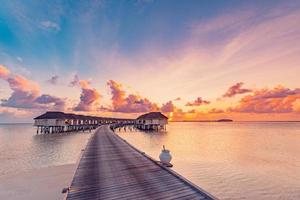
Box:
[71,75,101,112]
[161,101,175,113]
[107,80,158,113]
[0,65,66,110]
[223,82,252,98]
[186,97,210,106]
[230,86,300,113]
[35,94,66,110]
[2,75,41,109]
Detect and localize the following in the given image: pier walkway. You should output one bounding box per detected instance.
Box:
[66,125,216,200]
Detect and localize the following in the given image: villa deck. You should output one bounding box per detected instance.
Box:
[66,125,216,200]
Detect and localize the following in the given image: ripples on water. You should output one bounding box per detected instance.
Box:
[117,122,300,200]
[0,123,91,176]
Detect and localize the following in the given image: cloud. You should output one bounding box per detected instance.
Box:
[208,108,224,114]
[1,74,41,109]
[107,80,158,113]
[40,20,61,32]
[174,97,181,101]
[69,75,80,87]
[74,87,101,111]
[69,75,91,88]
[16,57,23,62]
[0,65,10,80]
[72,76,101,112]
[293,99,300,113]
[35,94,66,110]
[223,82,252,98]
[187,109,196,113]
[186,97,210,106]
[47,75,59,85]
[0,65,66,110]
[161,101,175,113]
[230,86,300,113]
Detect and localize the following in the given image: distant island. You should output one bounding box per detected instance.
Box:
[217,119,233,122]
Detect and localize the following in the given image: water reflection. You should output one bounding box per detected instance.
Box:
[0,124,90,176]
[118,122,300,200]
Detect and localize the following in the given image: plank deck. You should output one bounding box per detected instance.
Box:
[66,125,217,200]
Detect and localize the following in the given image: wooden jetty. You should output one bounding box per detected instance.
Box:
[66,125,217,200]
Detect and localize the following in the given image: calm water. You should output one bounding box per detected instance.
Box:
[1,122,300,199]
[0,123,91,177]
[117,122,300,200]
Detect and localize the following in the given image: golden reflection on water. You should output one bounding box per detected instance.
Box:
[118,122,300,200]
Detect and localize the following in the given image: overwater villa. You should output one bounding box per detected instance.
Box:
[135,112,168,131]
[34,111,168,134]
[34,111,133,134]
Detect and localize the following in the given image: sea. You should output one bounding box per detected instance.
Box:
[0,122,300,200]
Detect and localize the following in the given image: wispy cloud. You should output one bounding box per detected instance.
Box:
[47,75,59,85]
[40,20,60,32]
[186,97,210,106]
[16,57,23,62]
[223,82,252,98]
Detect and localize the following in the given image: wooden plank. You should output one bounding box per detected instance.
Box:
[66,125,217,200]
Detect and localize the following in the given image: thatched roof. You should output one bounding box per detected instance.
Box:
[136,112,168,120]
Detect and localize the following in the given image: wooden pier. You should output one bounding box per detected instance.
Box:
[66,125,217,200]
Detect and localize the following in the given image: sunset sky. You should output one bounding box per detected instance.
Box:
[0,0,300,122]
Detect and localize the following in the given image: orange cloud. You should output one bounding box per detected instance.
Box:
[70,75,101,112]
[223,82,252,98]
[186,97,210,106]
[0,65,10,80]
[230,86,300,113]
[292,99,300,113]
[0,65,66,110]
[107,80,158,113]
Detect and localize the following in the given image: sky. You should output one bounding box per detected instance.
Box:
[0,0,300,122]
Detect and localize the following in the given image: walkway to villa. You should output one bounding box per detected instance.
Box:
[66,125,216,200]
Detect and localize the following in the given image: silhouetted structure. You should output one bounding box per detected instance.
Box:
[135,112,168,131]
[34,111,133,134]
